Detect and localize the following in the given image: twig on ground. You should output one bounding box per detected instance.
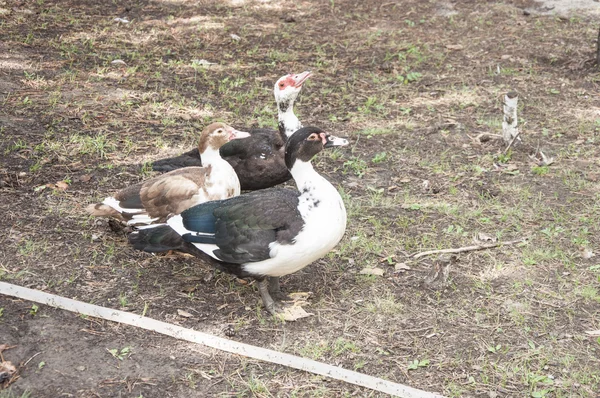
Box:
[503,129,522,154]
[396,326,432,333]
[379,2,397,9]
[23,352,42,367]
[412,238,527,259]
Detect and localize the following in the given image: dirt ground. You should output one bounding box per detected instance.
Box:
[1,0,600,397]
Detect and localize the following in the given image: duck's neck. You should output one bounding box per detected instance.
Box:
[278,103,302,139]
[201,147,229,168]
[201,146,240,195]
[290,159,330,194]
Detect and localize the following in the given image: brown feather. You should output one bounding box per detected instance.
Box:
[85,203,124,219]
[139,167,210,221]
[87,122,239,225]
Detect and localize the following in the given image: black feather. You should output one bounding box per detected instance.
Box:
[178,188,302,265]
[151,148,202,172]
[284,127,325,169]
[180,200,222,233]
[149,126,291,190]
[182,232,216,244]
[128,225,189,253]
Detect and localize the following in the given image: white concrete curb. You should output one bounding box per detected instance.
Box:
[0,281,445,398]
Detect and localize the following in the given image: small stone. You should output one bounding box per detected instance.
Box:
[284,16,295,23]
[76,365,86,371]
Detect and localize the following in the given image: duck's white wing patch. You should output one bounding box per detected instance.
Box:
[102,197,144,215]
[104,196,158,225]
[167,215,221,260]
[127,214,160,226]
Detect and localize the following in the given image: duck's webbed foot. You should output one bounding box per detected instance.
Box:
[257,278,314,321]
[257,278,282,315]
[267,276,292,301]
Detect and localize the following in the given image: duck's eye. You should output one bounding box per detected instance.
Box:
[307,133,319,141]
[279,82,285,88]
[216,129,223,134]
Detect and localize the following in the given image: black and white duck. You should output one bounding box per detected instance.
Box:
[86,122,249,225]
[150,71,311,190]
[129,126,348,314]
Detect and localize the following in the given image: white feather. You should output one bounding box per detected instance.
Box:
[102,197,144,215]
[165,159,346,278]
[196,147,241,201]
[135,223,165,230]
[167,215,221,260]
[242,160,346,277]
[279,109,302,138]
[127,214,160,226]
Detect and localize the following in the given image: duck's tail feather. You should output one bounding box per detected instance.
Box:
[128,224,189,253]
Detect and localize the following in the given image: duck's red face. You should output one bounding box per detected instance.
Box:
[274,71,311,103]
[307,132,349,147]
[277,71,311,91]
[307,132,328,145]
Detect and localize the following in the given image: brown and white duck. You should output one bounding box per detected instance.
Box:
[87,122,250,225]
[128,127,349,315]
[150,71,312,190]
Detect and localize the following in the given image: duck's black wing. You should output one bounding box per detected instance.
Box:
[180,188,302,264]
[151,148,202,172]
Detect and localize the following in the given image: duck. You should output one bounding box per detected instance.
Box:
[129,126,349,314]
[150,71,312,190]
[86,122,250,226]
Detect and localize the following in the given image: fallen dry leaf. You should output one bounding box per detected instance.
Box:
[580,247,595,259]
[180,285,197,294]
[360,267,385,276]
[177,309,193,318]
[79,174,92,183]
[0,360,17,384]
[584,330,600,336]
[394,263,411,272]
[55,181,69,191]
[278,305,313,321]
[475,232,497,243]
[286,292,312,301]
[446,44,464,50]
[0,345,16,354]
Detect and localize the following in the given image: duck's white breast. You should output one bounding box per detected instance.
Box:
[243,178,346,277]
